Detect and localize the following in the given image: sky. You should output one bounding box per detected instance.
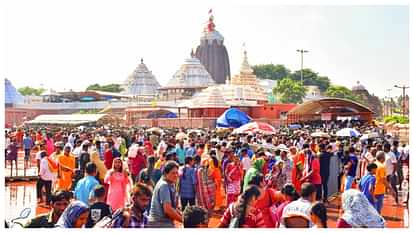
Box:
[4,0,410,99]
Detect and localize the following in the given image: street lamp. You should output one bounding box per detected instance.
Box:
[386,88,392,116]
[296,49,309,83]
[394,85,409,117]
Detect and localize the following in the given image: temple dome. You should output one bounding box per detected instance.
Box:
[352,81,367,91]
[164,53,216,89]
[123,58,161,96]
[189,87,228,108]
[5,78,24,105]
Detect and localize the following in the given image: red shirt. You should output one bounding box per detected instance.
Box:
[128,152,146,176]
[104,149,114,170]
[310,158,321,185]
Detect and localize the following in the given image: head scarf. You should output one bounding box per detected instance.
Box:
[55,201,89,228]
[341,189,385,228]
[243,158,265,191]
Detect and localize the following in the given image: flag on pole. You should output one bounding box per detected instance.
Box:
[208,9,212,14]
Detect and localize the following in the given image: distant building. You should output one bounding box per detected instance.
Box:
[5,78,24,106]
[351,81,383,117]
[122,58,161,101]
[258,79,278,103]
[158,51,216,102]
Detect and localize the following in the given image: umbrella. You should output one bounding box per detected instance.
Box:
[146,127,163,134]
[360,132,380,141]
[336,128,361,137]
[175,132,187,141]
[311,131,330,138]
[187,129,205,136]
[233,122,277,135]
[289,124,302,129]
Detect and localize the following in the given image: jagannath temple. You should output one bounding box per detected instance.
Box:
[195,11,231,84]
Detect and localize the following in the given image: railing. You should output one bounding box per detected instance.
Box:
[13,100,185,110]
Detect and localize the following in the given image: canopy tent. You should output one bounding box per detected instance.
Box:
[233,122,276,135]
[336,128,361,137]
[216,108,251,128]
[25,114,116,126]
[287,98,374,123]
[147,109,177,119]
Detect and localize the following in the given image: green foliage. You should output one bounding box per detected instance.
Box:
[18,86,46,96]
[86,83,124,93]
[252,64,291,80]
[384,115,409,124]
[273,78,307,104]
[288,69,331,92]
[325,85,365,104]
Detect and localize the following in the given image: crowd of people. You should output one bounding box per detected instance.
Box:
[4,120,410,228]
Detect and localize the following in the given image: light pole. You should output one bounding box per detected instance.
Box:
[386,88,392,116]
[394,85,409,117]
[296,49,309,83]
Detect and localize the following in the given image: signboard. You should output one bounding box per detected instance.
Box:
[321,113,332,121]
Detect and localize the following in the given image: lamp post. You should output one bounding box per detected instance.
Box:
[394,85,409,117]
[296,49,309,83]
[386,88,392,116]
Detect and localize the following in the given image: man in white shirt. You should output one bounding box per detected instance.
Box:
[37,151,55,206]
[35,143,47,174]
[280,182,316,228]
[241,149,251,173]
[384,143,398,204]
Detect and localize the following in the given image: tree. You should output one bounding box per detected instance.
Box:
[384,115,409,124]
[252,64,291,80]
[288,69,331,92]
[325,85,364,103]
[86,83,124,93]
[273,78,307,104]
[18,86,46,96]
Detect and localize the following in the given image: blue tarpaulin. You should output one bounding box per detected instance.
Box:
[216,108,251,128]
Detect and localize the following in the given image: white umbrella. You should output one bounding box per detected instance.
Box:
[311,132,330,138]
[175,132,187,141]
[360,132,380,141]
[336,128,361,137]
[146,127,163,133]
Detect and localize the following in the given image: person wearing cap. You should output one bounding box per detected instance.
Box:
[280,182,316,228]
[56,145,76,191]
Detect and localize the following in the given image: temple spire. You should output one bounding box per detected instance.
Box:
[240,45,253,74]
